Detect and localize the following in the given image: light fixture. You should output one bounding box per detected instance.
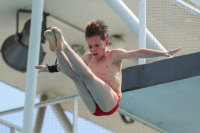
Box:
[1,9,49,72]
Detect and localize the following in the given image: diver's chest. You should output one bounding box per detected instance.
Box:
[89,62,112,71]
[88,60,112,73]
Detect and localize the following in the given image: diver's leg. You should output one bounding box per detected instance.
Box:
[44,30,96,113]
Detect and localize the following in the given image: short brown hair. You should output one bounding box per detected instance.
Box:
[85,20,109,41]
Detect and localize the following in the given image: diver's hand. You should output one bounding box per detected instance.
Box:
[165,47,181,57]
[34,65,49,73]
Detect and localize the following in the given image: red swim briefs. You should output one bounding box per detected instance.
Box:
[93,93,121,116]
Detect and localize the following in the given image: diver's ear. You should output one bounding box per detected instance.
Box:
[105,38,109,46]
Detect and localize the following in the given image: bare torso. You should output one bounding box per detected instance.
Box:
[84,50,122,96]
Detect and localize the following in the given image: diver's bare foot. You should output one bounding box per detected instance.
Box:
[44,30,57,51]
[51,27,66,51]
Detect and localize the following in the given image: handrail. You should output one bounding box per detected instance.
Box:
[0,94,79,116]
[0,119,22,132]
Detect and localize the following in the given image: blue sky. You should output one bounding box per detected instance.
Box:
[0,81,113,133]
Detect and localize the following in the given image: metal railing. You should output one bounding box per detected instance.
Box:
[0,94,80,133]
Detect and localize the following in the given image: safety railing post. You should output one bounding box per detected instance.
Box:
[73,97,78,133]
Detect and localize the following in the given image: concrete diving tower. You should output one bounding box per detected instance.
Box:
[119,52,200,133]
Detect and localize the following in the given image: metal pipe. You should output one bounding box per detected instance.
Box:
[51,104,72,133]
[10,127,15,133]
[139,0,146,64]
[34,95,48,133]
[22,0,44,133]
[0,95,79,116]
[104,0,167,54]
[0,119,22,132]
[73,98,78,133]
[105,0,139,35]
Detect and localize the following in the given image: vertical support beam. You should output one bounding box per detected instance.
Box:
[22,0,44,133]
[139,0,146,64]
[34,95,48,133]
[73,98,78,133]
[10,127,15,133]
[51,104,72,133]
